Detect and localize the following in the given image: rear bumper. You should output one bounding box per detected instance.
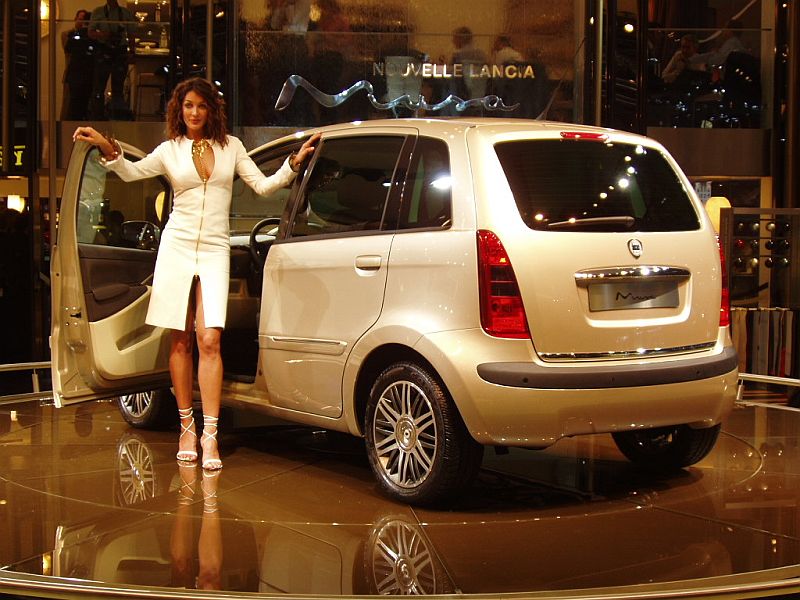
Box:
[415,329,738,448]
[477,346,738,389]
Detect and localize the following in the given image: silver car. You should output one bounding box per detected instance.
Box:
[51,118,738,505]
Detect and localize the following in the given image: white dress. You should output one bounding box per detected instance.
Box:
[103,135,296,330]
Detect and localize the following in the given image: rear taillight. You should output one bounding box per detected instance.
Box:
[717,237,730,327]
[477,230,530,339]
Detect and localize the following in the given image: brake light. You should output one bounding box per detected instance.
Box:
[560,131,608,142]
[717,237,730,327]
[477,230,530,339]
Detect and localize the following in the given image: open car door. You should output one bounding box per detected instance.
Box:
[51,141,172,406]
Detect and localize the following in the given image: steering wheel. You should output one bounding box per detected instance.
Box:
[248,217,282,271]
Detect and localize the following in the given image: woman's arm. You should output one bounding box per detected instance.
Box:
[72,126,166,182]
[234,133,320,196]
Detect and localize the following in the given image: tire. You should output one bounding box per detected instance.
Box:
[116,388,177,429]
[364,361,483,506]
[612,423,722,469]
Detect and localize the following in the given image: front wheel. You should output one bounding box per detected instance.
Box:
[116,388,176,429]
[364,361,483,506]
[612,423,722,469]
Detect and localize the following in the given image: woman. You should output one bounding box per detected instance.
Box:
[73,77,319,470]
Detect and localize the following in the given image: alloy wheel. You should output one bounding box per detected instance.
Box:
[371,380,438,489]
[119,390,155,419]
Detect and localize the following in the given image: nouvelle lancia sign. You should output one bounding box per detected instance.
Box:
[372,61,537,81]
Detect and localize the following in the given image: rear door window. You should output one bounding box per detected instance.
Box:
[398,137,452,230]
[494,139,700,232]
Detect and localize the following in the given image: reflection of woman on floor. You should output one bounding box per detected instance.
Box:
[171,463,222,590]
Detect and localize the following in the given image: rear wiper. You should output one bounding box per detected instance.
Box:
[546,216,636,230]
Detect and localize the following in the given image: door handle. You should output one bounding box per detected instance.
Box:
[355,255,382,271]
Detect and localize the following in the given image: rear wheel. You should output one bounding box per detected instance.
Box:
[612,423,721,469]
[364,361,483,506]
[116,388,176,429]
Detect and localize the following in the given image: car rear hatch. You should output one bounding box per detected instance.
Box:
[469,125,722,361]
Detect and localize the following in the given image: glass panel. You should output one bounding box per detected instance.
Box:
[77,149,168,249]
[399,137,451,229]
[646,0,769,129]
[235,0,580,126]
[494,139,701,233]
[290,136,404,237]
[55,6,171,123]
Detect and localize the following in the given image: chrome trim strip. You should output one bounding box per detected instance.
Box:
[574,265,690,286]
[263,335,348,356]
[540,341,716,361]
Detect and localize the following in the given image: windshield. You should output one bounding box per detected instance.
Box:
[494,139,701,232]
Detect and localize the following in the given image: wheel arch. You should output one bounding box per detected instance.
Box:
[350,343,442,436]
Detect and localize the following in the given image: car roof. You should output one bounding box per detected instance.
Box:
[260,117,657,153]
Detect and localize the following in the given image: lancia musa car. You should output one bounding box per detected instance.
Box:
[51,118,739,505]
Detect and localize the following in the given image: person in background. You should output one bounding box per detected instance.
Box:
[72,78,320,470]
[310,0,351,123]
[88,0,137,119]
[661,33,704,85]
[452,26,488,95]
[62,9,94,120]
[492,35,524,66]
[696,18,746,72]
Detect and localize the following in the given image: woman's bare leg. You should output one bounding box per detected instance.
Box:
[195,280,222,467]
[172,278,198,459]
[171,323,196,459]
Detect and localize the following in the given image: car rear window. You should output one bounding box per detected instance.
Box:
[494,139,701,232]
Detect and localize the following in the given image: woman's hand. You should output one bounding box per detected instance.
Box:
[72,126,118,160]
[291,133,321,171]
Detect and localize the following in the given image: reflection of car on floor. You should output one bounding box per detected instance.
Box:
[52,430,735,595]
[51,118,738,505]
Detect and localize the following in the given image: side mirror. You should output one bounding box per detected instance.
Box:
[121,220,161,250]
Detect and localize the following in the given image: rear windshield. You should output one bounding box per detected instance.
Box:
[494,139,701,232]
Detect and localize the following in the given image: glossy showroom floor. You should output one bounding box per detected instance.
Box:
[0,392,799,598]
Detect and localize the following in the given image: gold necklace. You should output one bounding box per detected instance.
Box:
[191,139,210,183]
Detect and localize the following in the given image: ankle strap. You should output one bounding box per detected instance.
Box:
[203,414,219,428]
[178,407,194,419]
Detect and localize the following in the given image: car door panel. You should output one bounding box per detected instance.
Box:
[52,142,172,406]
[260,234,394,418]
[78,244,155,321]
[260,132,414,418]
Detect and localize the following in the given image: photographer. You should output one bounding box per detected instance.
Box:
[88,0,136,120]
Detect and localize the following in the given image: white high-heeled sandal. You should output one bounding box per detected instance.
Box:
[200,414,222,471]
[177,407,198,462]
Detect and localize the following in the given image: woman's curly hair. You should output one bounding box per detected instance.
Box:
[166,77,228,146]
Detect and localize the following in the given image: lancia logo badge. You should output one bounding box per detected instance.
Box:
[628,239,643,258]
